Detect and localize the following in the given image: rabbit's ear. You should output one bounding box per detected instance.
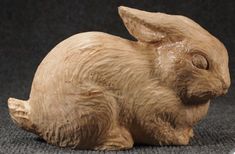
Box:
[118,6,194,43]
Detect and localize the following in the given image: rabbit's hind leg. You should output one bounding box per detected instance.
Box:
[41,83,121,149]
[47,81,134,149]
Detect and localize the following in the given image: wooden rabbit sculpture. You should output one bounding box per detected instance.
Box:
[8,6,230,150]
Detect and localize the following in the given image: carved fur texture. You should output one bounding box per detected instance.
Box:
[8,6,230,150]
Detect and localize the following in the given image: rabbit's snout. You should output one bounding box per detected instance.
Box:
[219,74,230,96]
[210,80,229,97]
[221,81,229,95]
[221,89,228,96]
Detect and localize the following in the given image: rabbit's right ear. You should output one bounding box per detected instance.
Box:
[118,6,186,43]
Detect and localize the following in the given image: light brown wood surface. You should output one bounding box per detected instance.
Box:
[8,6,230,150]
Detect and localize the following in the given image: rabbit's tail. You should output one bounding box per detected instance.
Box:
[8,98,34,132]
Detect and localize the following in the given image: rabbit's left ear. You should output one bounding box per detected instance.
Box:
[118,6,196,43]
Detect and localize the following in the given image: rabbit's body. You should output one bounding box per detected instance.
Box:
[8,6,230,150]
[8,32,209,149]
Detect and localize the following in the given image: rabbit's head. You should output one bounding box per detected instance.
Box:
[119,6,230,104]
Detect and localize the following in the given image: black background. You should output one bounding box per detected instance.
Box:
[0,0,235,153]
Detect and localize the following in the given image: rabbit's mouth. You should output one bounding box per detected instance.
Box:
[182,90,217,105]
[185,96,211,105]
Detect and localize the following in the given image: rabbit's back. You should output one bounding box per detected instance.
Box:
[29,32,152,108]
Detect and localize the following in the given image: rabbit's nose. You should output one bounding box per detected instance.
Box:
[219,74,230,95]
[221,88,228,95]
[221,82,229,95]
[221,72,231,91]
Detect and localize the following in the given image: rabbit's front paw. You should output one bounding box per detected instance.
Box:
[174,128,193,145]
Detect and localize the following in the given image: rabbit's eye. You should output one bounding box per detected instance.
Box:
[192,54,209,70]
